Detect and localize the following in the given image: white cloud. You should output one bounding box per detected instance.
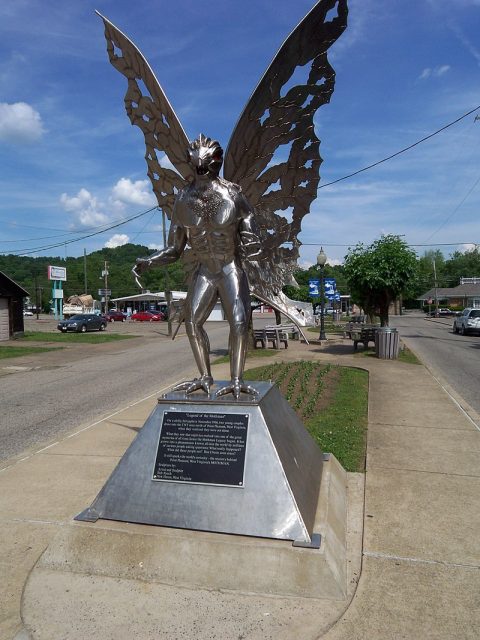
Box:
[451,24,480,66]
[460,243,477,252]
[110,178,156,207]
[59,177,157,232]
[0,102,45,143]
[418,65,451,80]
[435,65,451,76]
[105,233,130,248]
[60,188,109,228]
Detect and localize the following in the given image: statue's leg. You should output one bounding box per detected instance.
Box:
[180,270,218,390]
[215,265,256,399]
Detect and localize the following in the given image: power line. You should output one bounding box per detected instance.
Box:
[0,209,161,244]
[423,170,480,242]
[318,104,480,190]
[3,206,159,257]
[301,241,478,248]
[2,106,479,256]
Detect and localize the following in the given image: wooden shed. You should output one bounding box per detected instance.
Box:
[0,271,29,341]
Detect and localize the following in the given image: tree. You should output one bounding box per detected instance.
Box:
[444,247,480,285]
[343,235,418,326]
[283,262,349,306]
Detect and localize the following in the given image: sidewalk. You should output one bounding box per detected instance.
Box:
[1,335,479,639]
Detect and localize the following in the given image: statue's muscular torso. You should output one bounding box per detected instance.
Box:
[173,178,250,274]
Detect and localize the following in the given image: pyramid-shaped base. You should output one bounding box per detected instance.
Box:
[76,382,324,544]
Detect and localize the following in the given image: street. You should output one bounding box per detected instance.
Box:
[391,311,480,416]
[0,319,231,464]
[2,311,479,465]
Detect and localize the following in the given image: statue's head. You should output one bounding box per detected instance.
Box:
[187,134,223,178]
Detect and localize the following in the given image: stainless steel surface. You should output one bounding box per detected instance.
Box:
[95,11,192,218]
[375,327,399,359]
[76,382,324,543]
[97,1,348,397]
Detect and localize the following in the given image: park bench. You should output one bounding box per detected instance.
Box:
[265,324,300,339]
[253,328,288,349]
[351,326,377,350]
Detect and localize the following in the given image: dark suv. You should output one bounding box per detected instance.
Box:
[57,314,107,333]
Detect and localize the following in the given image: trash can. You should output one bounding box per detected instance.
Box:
[375,327,399,359]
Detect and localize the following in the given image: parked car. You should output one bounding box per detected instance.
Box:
[57,314,107,333]
[426,308,457,317]
[130,310,165,322]
[452,308,480,335]
[313,308,334,316]
[23,310,34,316]
[104,310,127,322]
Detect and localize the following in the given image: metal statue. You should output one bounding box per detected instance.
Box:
[96,0,348,398]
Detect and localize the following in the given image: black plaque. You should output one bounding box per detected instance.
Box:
[153,411,249,486]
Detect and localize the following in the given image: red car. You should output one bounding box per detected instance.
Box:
[130,310,165,322]
[104,310,127,322]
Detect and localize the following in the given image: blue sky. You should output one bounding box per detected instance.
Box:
[1,0,479,268]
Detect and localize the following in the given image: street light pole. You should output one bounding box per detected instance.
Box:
[317,247,327,341]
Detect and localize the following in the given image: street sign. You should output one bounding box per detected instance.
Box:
[98,289,112,296]
[324,278,337,300]
[308,279,320,296]
[48,265,67,281]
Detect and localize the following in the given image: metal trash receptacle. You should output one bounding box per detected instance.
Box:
[375,327,399,359]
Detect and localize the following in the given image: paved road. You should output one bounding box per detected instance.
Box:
[0,319,231,464]
[391,312,480,415]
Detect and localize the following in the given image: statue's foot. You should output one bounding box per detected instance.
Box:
[172,375,213,395]
[215,378,258,400]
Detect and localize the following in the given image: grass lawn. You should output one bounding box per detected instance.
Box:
[0,345,62,359]
[353,344,422,365]
[243,360,368,472]
[18,331,135,344]
[307,321,345,335]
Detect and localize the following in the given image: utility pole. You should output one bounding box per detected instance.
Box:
[433,258,439,318]
[34,275,40,320]
[102,261,109,314]
[83,248,88,294]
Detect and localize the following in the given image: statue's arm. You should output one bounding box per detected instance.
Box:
[135,217,187,274]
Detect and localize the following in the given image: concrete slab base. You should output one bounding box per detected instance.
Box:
[20,460,364,640]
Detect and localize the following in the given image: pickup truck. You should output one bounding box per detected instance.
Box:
[452,308,480,335]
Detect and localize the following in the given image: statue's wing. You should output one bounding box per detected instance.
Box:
[96,12,191,217]
[224,0,347,307]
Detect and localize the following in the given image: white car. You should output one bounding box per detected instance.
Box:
[452,308,480,335]
[23,310,34,316]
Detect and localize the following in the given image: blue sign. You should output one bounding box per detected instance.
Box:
[324,278,337,300]
[308,279,320,296]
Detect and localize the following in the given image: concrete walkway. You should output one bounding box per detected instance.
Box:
[0,334,479,639]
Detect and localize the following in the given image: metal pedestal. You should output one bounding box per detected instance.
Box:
[76,382,324,545]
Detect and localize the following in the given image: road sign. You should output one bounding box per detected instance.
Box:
[98,289,112,296]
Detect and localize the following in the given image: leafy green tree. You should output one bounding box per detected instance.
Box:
[0,244,187,309]
[443,247,480,285]
[343,235,418,326]
[283,262,349,307]
[416,250,447,289]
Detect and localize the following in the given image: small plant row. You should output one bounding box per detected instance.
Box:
[302,364,332,419]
